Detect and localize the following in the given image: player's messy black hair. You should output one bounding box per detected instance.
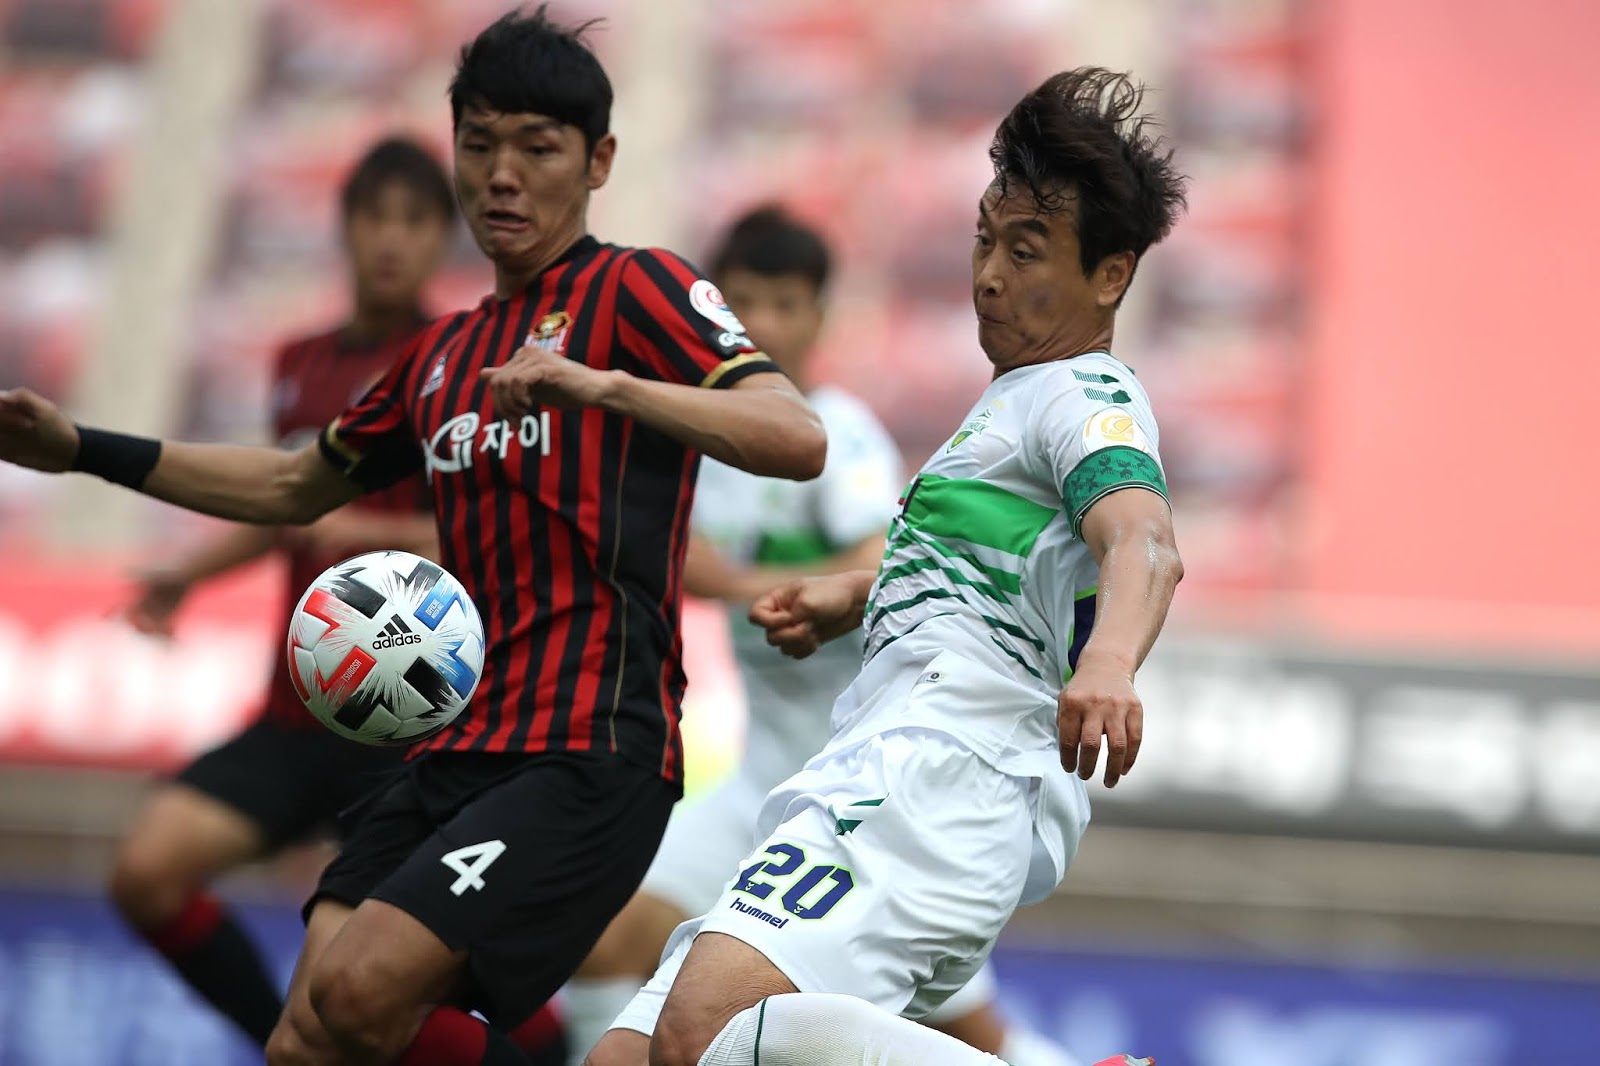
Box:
[449,5,612,155]
[709,206,832,293]
[990,68,1187,288]
[341,137,456,222]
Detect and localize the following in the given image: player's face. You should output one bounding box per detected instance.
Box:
[453,107,615,273]
[971,182,1131,374]
[344,182,451,312]
[717,269,824,380]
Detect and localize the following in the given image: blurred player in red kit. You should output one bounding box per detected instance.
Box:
[107,137,451,1049]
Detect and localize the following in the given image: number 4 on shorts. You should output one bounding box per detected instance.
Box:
[440,840,506,896]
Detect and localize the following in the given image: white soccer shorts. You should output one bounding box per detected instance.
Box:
[613,722,1058,1037]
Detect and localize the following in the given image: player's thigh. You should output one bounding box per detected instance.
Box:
[651,932,798,1066]
[689,730,1036,1020]
[307,898,464,1037]
[370,752,679,1028]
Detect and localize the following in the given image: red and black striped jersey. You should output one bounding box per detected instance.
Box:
[262,320,434,728]
[317,236,781,780]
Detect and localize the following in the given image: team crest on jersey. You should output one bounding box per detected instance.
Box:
[420,352,448,398]
[947,406,995,451]
[525,310,572,354]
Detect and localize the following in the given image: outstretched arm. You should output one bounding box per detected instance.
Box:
[0,388,360,525]
[482,356,825,482]
[126,524,281,637]
[1057,488,1182,788]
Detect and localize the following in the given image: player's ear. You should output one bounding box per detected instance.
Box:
[1094,251,1135,308]
[586,133,617,191]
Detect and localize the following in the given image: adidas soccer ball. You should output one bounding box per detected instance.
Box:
[287,551,485,745]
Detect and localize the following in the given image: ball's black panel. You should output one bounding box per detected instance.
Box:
[332,688,384,732]
[402,657,452,711]
[401,557,445,596]
[328,569,387,618]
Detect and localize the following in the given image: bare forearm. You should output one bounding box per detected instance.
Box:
[743,535,886,600]
[318,510,440,560]
[143,440,351,525]
[1078,534,1183,674]
[603,374,825,480]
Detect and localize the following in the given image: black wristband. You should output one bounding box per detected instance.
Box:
[70,426,162,489]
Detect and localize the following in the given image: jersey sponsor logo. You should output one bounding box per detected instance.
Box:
[1082,406,1152,455]
[423,410,553,481]
[688,279,749,335]
[524,310,572,354]
[716,329,754,352]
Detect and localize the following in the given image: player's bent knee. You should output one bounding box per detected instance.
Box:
[265,1005,336,1066]
[306,956,394,1057]
[106,844,187,929]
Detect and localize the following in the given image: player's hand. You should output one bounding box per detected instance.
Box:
[749,573,868,658]
[480,345,619,419]
[1057,652,1143,788]
[124,568,191,638]
[0,388,78,473]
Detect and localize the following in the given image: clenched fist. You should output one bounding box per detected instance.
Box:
[0,388,78,473]
[748,571,873,659]
[480,344,621,419]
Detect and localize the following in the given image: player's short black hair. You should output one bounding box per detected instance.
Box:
[990,67,1187,284]
[709,206,832,293]
[340,137,456,222]
[449,4,612,155]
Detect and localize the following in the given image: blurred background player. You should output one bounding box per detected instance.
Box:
[561,207,1077,1066]
[105,136,452,1049]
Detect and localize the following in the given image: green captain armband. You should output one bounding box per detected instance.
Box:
[1062,445,1169,539]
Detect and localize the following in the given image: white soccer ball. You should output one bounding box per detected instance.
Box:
[286,550,485,745]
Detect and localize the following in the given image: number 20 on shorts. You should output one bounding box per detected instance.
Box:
[734,843,854,919]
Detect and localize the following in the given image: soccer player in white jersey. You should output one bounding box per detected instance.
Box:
[582,68,1187,1066]
[562,209,1078,1066]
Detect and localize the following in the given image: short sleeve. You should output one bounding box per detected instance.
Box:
[814,393,905,547]
[318,335,425,492]
[616,249,782,390]
[1033,366,1169,539]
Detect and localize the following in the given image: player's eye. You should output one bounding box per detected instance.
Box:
[1011,246,1036,264]
[525,144,557,157]
[974,232,993,248]
[463,141,489,154]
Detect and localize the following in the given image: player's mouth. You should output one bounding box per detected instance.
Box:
[483,208,531,233]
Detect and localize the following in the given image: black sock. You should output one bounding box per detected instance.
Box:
[146,892,283,1046]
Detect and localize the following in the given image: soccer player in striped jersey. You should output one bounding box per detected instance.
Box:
[585,69,1185,1066]
[562,207,1077,1066]
[0,9,824,1066]
[106,136,449,1050]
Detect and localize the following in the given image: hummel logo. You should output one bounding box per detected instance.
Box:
[371,615,423,650]
[830,796,886,835]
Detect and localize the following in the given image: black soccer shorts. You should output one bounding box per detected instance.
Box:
[175,715,406,850]
[309,749,680,1027]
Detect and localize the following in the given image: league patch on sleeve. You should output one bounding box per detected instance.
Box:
[1081,406,1153,455]
[689,279,750,337]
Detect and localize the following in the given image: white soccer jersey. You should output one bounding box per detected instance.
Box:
[835,351,1168,777]
[692,385,904,791]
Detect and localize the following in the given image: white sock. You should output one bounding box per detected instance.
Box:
[999,1027,1084,1066]
[697,993,1008,1065]
[560,977,646,1066]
